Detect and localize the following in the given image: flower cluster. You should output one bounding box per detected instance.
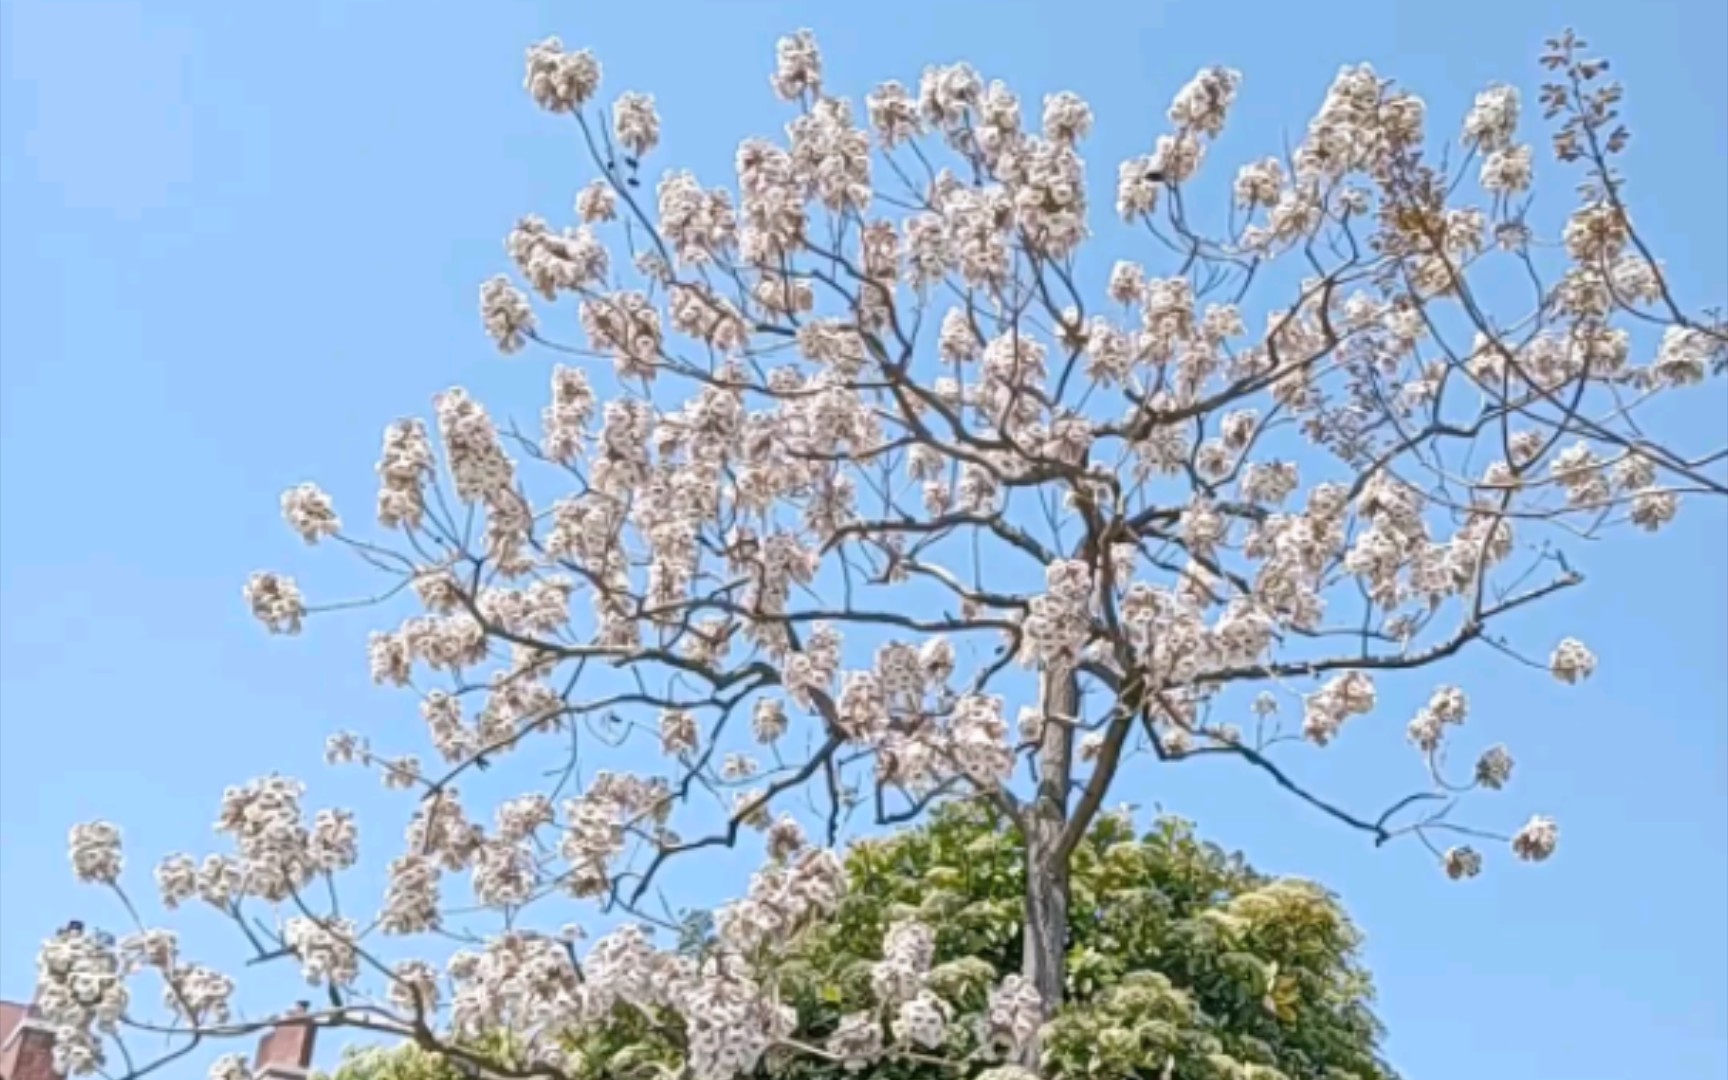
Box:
[1549,638,1596,684]
[1020,560,1093,671]
[281,483,340,544]
[524,38,600,113]
[1302,672,1377,746]
[977,974,1043,1058]
[507,217,608,299]
[1406,686,1468,753]
[826,1011,886,1069]
[243,571,305,635]
[35,926,126,1075]
[283,917,360,986]
[613,93,661,157]
[1443,846,1482,880]
[375,419,433,529]
[715,846,848,954]
[770,29,823,101]
[479,276,535,353]
[858,922,934,1029]
[1474,745,1515,790]
[1511,815,1559,862]
[208,1054,251,1080]
[69,821,123,885]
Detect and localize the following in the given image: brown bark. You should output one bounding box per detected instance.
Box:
[1020,667,1079,1065]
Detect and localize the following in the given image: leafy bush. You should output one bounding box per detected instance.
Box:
[325,804,1393,1080]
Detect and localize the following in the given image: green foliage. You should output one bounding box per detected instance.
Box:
[783,805,1393,1080]
[320,1044,466,1080]
[325,805,1394,1080]
[319,1032,521,1080]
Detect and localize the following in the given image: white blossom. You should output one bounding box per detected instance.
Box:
[1475,745,1514,790]
[208,1054,251,1080]
[613,92,661,157]
[1168,66,1242,137]
[1511,815,1558,862]
[243,572,305,635]
[479,275,535,353]
[827,1012,885,1070]
[1443,846,1483,880]
[281,483,340,544]
[69,822,122,885]
[893,991,950,1049]
[284,917,360,986]
[1462,85,1519,151]
[770,29,822,101]
[1549,638,1596,684]
[524,38,600,113]
[1651,326,1714,386]
[576,179,616,223]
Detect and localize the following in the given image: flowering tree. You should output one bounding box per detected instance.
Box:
[43,25,1725,1080]
[318,806,1395,1080]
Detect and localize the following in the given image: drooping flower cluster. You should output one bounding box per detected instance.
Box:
[283,917,361,986]
[447,930,585,1042]
[770,29,823,101]
[948,693,1014,785]
[977,974,1043,1059]
[1549,638,1597,684]
[826,1011,886,1069]
[280,483,340,544]
[613,93,661,158]
[242,571,305,635]
[1406,686,1468,753]
[69,821,123,885]
[1474,745,1515,790]
[208,1054,251,1080]
[1443,846,1482,880]
[35,926,126,1075]
[479,275,535,353]
[524,38,600,113]
[1511,815,1559,862]
[714,846,847,954]
[1020,560,1094,671]
[506,217,608,299]
[380,854,442,934]
[872,919,936,1005]
[207,775,320,903]
[375,419,433,529]
[1302,672,1377,746]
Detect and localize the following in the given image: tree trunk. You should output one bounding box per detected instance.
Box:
[1022,807,1071,1010]
[1020,668,1078,1065]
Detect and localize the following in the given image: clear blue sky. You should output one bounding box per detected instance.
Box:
[2,2,1724,1078]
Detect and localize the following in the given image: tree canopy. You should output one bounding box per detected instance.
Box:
[35,22,1725,1080]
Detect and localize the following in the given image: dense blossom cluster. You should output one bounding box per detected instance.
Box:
[69,822,123,885]
[49,24,1725,1080]
[1511,815,1560,862]
[242,571,305,635]
[714,847,847,954]
[1406,686,1468,753]
[281,483,340,544]
[1301,672,1378,747]
[1474,745,1515,790]
[1020,560,1094,671]
[524,37,600,113]
[1549,638,1597,684]
[978,975,1044,1058]
[36,927,126,1075]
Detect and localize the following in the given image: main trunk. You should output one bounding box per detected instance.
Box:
[1022,807,1072,1009]
[1020,668,1079,1064]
